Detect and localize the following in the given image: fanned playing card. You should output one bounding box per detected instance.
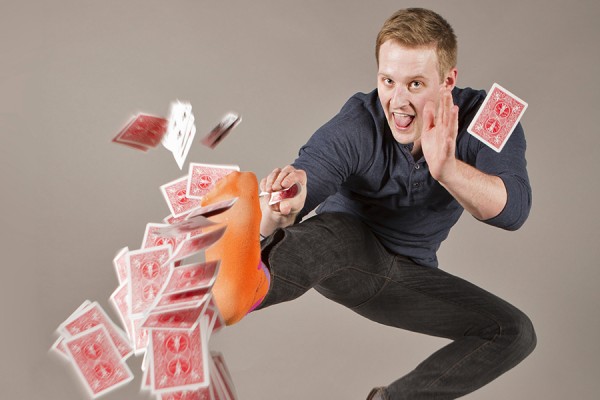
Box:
[186,163,240,200]
[467,83,528,152]
[113,114,169,151]
[60,301,133,360]
[161,176,203,218]
[150,324,209,392]
[200,112,241,149]
[64,325,134,398]
[127,245,173,316]
[163,101,197,169]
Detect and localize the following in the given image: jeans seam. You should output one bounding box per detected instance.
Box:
[315,254,395,309]
[382,261,505,390]
[427,331,500,389]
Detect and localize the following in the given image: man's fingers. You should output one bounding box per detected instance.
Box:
[423,101,436,131]
[264,167,281,192]
[263,165,306,193]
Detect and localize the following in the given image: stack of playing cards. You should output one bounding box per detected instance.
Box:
[51,163,245,399]
[112,102,242,169]
[467,83,528,153]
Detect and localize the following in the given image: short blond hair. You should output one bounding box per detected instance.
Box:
[376,8,457,80]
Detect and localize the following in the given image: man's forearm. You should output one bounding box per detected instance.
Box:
[438,160,507,221]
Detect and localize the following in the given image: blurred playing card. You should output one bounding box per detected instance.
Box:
[113,114,168,151]
[212,352,238,400]
[187,163,240,200]
[467,83,528,152]
[201,112,241,149]
[205,297,224,336]
[141,299,209,331]
[161,260,219,297]
[159,388,211,400]
[161,176,203,218]
[149,324,209,392]
[59,301,133,360]
[113,247,130,285]
[64,325,134,399]
[131,317,150,355]
[208,354,230,400]
[151,287,212,315]
[155,215,216,238]
[142,306,204,331]
[142,223,191,250]
[50,336,70,361]
[163,101,197,169]
[109,283,133,340]
[186,198,238,220]
[168,226,227,264]
[127,245,173,316]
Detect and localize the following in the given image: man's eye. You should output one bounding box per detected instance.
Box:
[410,81,422,89]
[383,78,393,85]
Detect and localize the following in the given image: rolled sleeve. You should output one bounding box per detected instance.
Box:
[473,123,532,230]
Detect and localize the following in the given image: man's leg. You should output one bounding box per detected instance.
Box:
[201,171,270,325]
[343,257,537,400]
[202,172,385,324]
[256,212,394,310]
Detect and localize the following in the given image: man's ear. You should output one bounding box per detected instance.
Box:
[443,68,458,90]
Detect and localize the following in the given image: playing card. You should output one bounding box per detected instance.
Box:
[159,388,212,400]
[467,83,528,152]
[131,316,150,355]
[156,215,216,238]
[64,325,134,398]
[164,213,191,224]
[168,227,227,264]
[142,223,190,250]
[109,283,132,339]
[200,112,241,149]
[161,260,219,297]
[141,300,209,331]
[150,324,209,392]
[113,247,130,285]
[60,301,133,360]
[50,336,70,361]
[261,182,301,205]
[212,352,237,400]
[163,101,197,169]
[208,355,230,400]
[161,176,203,218]
[127,245,173,316]
[205,297,224,337]
[185,198,238,220]
[186,163,240,200]
[113,114,168,150]
[151,288,212,315]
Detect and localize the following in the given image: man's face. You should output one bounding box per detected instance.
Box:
[377,40,456,146]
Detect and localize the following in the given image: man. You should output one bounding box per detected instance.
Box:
[204,7,536,399]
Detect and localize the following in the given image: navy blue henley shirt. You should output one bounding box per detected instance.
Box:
[292,87,531,268]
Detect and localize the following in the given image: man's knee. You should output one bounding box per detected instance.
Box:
[493,306,537,364]
[510,309,537,361]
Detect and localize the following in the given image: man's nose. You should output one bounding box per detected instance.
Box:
[391,86,410,108]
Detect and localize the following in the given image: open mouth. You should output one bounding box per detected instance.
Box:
[392,112,415,130]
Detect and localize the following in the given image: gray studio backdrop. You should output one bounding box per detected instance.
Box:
[2,0,599,399]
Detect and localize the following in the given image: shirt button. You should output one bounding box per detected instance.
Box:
[413,182,421,187]
[414,164,420,169]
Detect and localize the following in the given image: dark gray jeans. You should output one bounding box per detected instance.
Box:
[257,213,536,399]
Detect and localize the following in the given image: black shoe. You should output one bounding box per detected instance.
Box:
[366,387,388,400]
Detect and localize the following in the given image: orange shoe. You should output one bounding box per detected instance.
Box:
[202,171,270,325]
